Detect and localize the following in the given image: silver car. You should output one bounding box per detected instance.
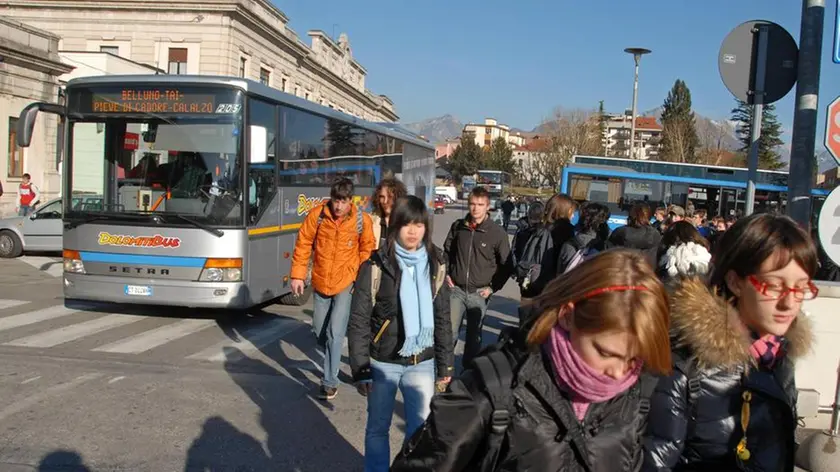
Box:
[0,196,102,258]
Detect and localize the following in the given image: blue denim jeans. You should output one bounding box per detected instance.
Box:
[450,285,490,367]
[364,358,435,472]
[312,283,353,389]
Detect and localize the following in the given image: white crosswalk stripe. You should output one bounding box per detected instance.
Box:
[92,318,216,354]
[0,299,29,310]
[187,317,303,362]
[4,313,145,348]
[0,298,311,362]
[0,305,81,332]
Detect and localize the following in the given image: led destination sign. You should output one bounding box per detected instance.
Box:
[90,89,217,114]
[70,86,242,115]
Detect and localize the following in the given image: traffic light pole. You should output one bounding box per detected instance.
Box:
[787,0,825,228]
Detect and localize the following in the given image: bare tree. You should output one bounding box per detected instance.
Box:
[532,108,602,190]
[661,119,697,163]
[697,123,730,166]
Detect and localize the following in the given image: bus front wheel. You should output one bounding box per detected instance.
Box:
[279,285,313,306]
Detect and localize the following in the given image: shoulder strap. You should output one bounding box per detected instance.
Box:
[356,205,363,235]
[637,375,657,417]
[473,350,515,472]
[313,205,326,249]
[370,261,382,307]
[433,261,446,297]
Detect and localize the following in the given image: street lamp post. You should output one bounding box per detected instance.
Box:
[625,48,651,159]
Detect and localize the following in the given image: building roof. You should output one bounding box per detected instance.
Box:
[634,116,662,130]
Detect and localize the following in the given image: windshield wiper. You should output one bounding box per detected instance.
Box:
[167,214,224,238]
[65,212,156,229]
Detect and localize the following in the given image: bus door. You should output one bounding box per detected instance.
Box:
[719,187,745,217]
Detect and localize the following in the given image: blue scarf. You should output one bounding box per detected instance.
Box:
[394,243,435,356]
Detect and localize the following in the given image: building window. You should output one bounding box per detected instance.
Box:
[294,86,299,96]
[259,68,270,86]
[239,57,247,78]
[168,48,188,74]
[99,45,119,56]
[281,78,287,92]
[8,118,24,178]
[305,92,310,100]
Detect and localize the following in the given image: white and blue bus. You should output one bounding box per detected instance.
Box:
[562,155,829,230]
[14,75,435,309]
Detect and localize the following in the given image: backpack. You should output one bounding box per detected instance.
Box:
[370,257,446,307]
[562,237,600,274]
[514,227,553,291]
[470,329,657,472]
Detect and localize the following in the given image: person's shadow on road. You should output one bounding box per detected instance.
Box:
[37,450,92,472]
[183,345,363,471]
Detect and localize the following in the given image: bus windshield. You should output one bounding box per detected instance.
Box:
[65,86,244,227]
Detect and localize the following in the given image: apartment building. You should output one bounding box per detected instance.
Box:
[463,118,526,148]
[603,113,662,160]
[1,0,398,122]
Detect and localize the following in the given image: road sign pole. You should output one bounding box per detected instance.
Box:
[788,0,825,228]
[745,26,769,216]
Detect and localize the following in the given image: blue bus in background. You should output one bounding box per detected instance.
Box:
[561,157,829,231]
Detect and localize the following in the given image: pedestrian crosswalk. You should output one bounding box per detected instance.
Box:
[0,298,312,363]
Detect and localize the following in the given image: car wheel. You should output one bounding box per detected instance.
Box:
[0,231,23,258]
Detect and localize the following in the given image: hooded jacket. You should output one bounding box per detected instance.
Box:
[642,278,813,472]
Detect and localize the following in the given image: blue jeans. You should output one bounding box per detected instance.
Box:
[450,285,490,367]
[312,283,354,389]
[364,359,435,472]
[18,205,32,216]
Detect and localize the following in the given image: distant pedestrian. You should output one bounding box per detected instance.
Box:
[17,173,40,216]
[289,178,376,401]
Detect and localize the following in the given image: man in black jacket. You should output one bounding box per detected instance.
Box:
[444,186,512,368]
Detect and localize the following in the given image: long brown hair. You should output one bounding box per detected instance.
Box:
[526,249,672,375]
[372,177,408,218]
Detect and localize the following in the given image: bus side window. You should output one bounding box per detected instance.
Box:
[248,98,277,225]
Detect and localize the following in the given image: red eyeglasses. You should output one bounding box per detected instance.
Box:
[747,275,819,301]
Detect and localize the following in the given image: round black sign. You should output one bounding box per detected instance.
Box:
[719,20,798,104]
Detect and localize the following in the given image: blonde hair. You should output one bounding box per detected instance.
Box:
[526,249,672,375]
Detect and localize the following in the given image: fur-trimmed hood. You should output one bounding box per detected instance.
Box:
[669,277,814,371]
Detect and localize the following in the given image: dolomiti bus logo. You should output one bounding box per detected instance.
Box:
[97,232,181,248]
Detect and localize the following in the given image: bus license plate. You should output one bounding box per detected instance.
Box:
[125,285,152,297]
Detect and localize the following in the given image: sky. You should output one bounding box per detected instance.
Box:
[277,0,840,144]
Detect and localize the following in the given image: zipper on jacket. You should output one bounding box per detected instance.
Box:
[465,228,475,291]
[373,319,390,344]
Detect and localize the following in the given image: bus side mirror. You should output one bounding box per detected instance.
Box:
[16,102,66,148]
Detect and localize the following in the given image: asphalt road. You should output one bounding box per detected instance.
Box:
[0,205,520,472]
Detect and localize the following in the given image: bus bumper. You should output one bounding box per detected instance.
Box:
[63,273,250,309]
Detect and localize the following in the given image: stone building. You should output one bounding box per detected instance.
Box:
[1,0,398,122]
[0,16,73,215]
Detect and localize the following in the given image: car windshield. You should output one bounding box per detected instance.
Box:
[66,116,243,227]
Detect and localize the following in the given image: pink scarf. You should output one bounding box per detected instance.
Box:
[546,325,642,421]
[748,333,785,369]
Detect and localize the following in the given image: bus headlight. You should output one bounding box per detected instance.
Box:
[199,258,242,282]
[63,249,85,274]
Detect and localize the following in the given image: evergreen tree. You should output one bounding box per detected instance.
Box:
[484,137,516,173]
[731,99,785,170]
[598,100,608,155]
[660,79,699,163]
[447,134,484,183]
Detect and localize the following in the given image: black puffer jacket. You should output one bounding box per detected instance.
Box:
[347,244,453,382]
[392,328,652,472]
[643,278,813,472]
[608,224,661,267]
